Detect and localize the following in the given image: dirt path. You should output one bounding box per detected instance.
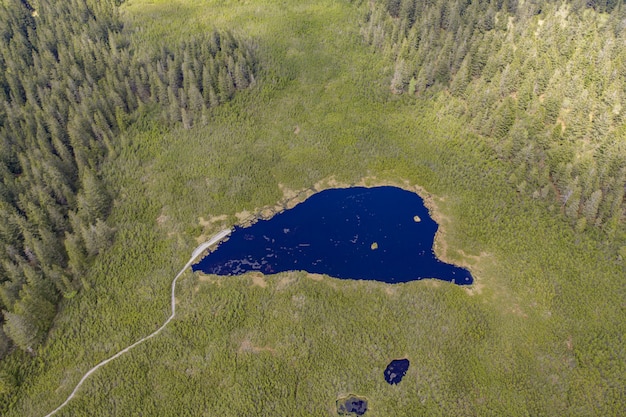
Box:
[43,229,231,417]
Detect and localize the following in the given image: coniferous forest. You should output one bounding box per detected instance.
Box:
[361,0,626,236]
[0,0,624,415]
[0,0,257,355]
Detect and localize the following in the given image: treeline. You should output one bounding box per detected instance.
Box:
[359,0,625,238]
[0,0,257,356]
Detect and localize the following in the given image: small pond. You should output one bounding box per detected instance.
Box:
[384,358,410,385]
[336,394,368,416]
[193,186,472,285]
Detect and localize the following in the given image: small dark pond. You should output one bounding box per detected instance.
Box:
[193,186,472,285]
[337,395,368,416]
[384,358,410,385]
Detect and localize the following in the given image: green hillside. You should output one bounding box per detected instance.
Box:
[0,0,257,355]
[363,0,626,238]
[0,0,624,415]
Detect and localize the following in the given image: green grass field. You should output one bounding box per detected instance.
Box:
[2,0,624,415]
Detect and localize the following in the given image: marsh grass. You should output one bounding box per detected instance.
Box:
[1,0,623,415]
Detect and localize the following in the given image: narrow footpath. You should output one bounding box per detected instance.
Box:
[44,229,232,417]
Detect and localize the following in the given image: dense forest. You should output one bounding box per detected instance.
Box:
[0,0,257,356]
[360,0,626,240]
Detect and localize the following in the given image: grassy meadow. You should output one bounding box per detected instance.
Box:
[1,0,624,415]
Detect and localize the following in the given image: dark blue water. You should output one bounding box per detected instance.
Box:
[336,395,368,415]
[384,359,410,385]
[193,186,472,285]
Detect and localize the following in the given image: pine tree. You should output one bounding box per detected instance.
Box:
[0,328,10,360]
[3,310,39,353]
[234,63,249,90]
[217,67,235,102]
[77,169,110,222]
[450,58,470,98]
[583,189,603,224]
[81,219,114,257]
[64,231,87,276]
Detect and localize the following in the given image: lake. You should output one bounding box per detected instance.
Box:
[193,186,472,285]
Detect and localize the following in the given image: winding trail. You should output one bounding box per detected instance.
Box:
[44,229,232,417]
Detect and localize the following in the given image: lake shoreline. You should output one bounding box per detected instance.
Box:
[198,176,477,287]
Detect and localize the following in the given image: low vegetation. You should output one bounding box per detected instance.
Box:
[0,0,623,415]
